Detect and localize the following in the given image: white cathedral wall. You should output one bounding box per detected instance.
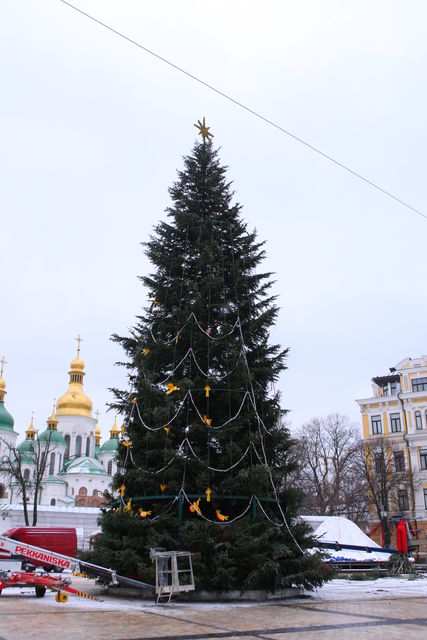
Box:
[97,452,118,476]
[65,473,111,500]
[56,415,96,458]
[39,482,68,506]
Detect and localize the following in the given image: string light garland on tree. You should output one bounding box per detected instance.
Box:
[93,121,329,593]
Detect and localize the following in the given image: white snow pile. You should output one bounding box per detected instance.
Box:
[302,515,391,562]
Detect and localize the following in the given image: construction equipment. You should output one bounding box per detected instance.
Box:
[150,548,195,604]
[0,569,96,602]
[0,534,194,604]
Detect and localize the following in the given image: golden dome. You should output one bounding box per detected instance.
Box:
[95,423,101,435]
[56,351,93,418]
[70,356,85,372]
[109,416,120,439]
[47,405,58,430]
[26,416,36,440]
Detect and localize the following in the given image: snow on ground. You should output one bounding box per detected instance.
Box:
[3,576,427,611]
[312,576,427,601]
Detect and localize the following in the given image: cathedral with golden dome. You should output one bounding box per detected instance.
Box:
[0,343,119,509]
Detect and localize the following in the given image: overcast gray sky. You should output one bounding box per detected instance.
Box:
[1,0,426,442]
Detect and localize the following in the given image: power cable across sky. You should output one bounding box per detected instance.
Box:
[57,0,425,221]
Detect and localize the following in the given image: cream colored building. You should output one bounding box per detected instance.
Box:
[356,356,427,522]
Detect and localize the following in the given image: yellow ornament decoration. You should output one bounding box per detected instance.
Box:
[163,426,170,436]
[205,385,211,398]
[205,487,211,502]
[142,348,150,356]
[139,507,152,518]
[119,484,126,497]
[122,440,133,448]
[189,498,202,516]
[160,483,167,492]
[216,509,229,522]
[203,415,212,427]
[123,499,132,513]
[131,397,137,405]
[166,382,180,395]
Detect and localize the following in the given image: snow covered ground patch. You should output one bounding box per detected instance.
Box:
[311,575,427,601]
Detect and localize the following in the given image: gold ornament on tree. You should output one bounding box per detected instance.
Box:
[194,117,213,142]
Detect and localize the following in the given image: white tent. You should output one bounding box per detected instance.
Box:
[302,515,391,562]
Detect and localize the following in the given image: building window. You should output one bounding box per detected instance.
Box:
[50,498,56,506]
[371,415,382,434]
[0,484,5,499]
[86,437,90,457]
[390,413,402,433]
[420,451,427,470]
[75,436,82,457]
[23,469,30,481]
[415,411,423,430]
[424,489,427,509]
[375,453,385,474]
[65,435,70,458]
[397,490,409,511]
[390,381,398,395]
[78,487,87,496]
[107,460,113,475]
[412,377,427,392]
[394,451,405,472]
[48,452,55,475]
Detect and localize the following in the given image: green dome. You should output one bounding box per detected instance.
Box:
[99,437,119,454]
[18,438,35,453]
[39,429,66,446]
[0,401,14,432]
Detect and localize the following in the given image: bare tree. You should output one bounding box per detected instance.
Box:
[355,436,413,547]
[0,431,53,526]
[294,414,368,527]
[0,438,32,525]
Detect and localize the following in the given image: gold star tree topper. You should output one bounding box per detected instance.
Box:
[194,117,213,142]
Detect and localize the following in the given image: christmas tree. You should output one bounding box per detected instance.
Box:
[94,120,328,592]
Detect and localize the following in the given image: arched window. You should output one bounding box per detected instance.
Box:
[75,435,82,456]
[49,452,55,476]
[0,484,5,499]
[50,498,56,506]
[92,489,99,497]
[107,460,113,475]
[65,435,70,458]
[23,469,30,481]
[415,411,423,430]
[78,486,87,496]
[85,437,90,457]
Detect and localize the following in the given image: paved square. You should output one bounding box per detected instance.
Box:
[1,577,427,639]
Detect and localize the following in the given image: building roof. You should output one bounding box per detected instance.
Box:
[38,429,66,446]
[42,476,68,485]
[99,437,119,454]
[60,456,108,476]
[0,401,15,432]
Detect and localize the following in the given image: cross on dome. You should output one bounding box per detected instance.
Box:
[75,334,83,358]
[0,356,6,378]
